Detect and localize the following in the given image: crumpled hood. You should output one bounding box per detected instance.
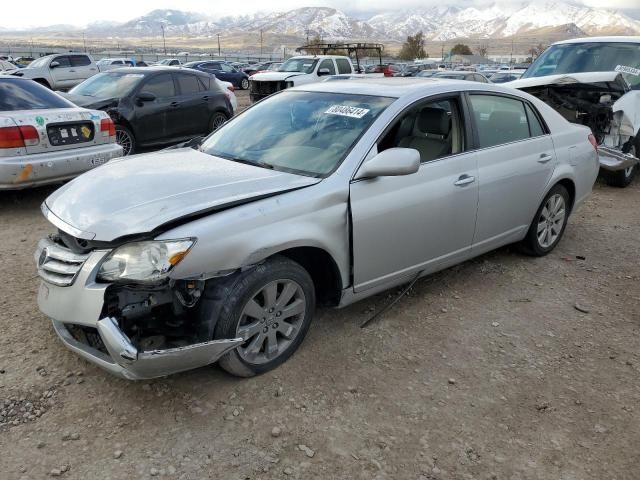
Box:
[58,92,119,109]
[44,148,320,241]
[251,71,306,82]
[507,71,629,92]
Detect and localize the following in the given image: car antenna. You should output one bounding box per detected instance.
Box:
[360,270,423,328]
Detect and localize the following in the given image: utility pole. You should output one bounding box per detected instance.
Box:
[305,29,309,45]
[82,32,87,53]
[217,33,221,57]
[510,37,514,66]
[441,43,444,62]
[161,24,167,55]
[260,30,263,56]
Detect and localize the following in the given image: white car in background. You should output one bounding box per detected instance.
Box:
[216,78,238,113]
[0,60,15,72]
[2,53,98,90]
[0,77,122,189]
[507,36,640,187]
[97,58,135,72]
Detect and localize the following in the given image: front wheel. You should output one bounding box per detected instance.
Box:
[209,255,316,377]
[519,184,570,256]
[240,78,249,90]
[115,125,135,156]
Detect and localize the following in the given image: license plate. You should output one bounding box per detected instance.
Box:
[89,156,108,167]
[47,122,94,146]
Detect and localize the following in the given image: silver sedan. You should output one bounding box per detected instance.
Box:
[0,77,122,189]
[35,78,599,379]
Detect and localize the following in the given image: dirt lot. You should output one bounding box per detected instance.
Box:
[1,149,639,478]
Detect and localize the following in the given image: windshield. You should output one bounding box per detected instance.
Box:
[523,42,640,89]
[201,91,395,177]
[278,58,318,74]
[27,56,51,69]
[69,72,144,97]
[158,59,173,65]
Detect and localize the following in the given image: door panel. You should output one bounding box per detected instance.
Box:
[135,73,178,144]
[350,152,479,292]
[174,73,210,137]
[49,57,75,89]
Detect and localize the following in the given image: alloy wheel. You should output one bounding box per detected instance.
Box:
[211,113,226,131]
[236,280,306,365]
[116,128,133,156]
[537,194,566,248]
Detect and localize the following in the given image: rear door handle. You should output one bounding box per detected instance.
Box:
[538,153,553,164]
[170,102,180,108]
[454,174,476,187]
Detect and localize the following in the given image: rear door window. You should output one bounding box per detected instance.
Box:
[176,73,201,95]
[70,55,91,67]
[336,59,352,74]
[141,74,175,98]
[469,94,532,148]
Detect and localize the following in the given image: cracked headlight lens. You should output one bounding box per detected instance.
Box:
[97,239,195,283]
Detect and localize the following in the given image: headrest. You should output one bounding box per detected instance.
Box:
[417,107,450,135]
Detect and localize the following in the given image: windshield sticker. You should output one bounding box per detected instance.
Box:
[615,65,640,77]
[325,105,370,119]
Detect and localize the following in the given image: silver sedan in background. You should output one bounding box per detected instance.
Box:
[0,77,122,189]
[35,78,599,380]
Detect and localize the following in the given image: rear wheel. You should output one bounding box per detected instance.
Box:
[115,125,135,156]
[208,255,316,377]
[519,184,570,256]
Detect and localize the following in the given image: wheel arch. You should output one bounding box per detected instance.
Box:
[554,177,576,213]
[270,246,343,306]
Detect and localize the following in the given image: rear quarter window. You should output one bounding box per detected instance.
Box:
[0,79,74,110]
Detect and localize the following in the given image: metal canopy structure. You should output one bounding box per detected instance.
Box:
[295,42,384,71]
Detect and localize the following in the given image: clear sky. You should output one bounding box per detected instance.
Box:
[2,0,638,28]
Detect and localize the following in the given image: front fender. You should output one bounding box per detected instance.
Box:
[160,182,351,288]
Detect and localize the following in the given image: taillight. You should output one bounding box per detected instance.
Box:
[100,118,116,137]
[0,125,40,148]
[588,133,598,151]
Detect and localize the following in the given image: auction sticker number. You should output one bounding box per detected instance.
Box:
[615,65,640,77]
[325,105,370,119]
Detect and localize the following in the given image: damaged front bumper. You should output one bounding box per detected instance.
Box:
[51,317,242,380]
[598,145,640,172]
[35,238,242,380]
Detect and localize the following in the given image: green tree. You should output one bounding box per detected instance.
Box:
[451,43,472,56]
[398,32,426,61]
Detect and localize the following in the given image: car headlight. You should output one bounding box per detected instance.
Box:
[97,239,195,283]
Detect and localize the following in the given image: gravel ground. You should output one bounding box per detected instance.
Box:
[1,112,639,479]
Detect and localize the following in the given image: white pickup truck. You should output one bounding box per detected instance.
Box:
[249,55,355,103]
[3,53,98,91]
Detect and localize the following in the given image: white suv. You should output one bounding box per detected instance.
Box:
[5,53,98,90]
[249,55,355,103]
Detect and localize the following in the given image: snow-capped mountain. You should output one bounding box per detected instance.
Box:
[4,2,640,40]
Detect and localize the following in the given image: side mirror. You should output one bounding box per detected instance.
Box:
[317,68,331,76]
[137,92,156,103]
[355,148,420,180]
[49,61,60,69]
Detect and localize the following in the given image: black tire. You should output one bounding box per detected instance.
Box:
[240,78,249,90]
[115,124,135,156]
[604,139,638,188]
[519,184,571,257]
[210,111,228,132]
[206,255,316,377]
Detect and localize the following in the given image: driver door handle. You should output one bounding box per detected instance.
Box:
[454,174,475,187]
[170,101,180,108]
[538,153,553,164]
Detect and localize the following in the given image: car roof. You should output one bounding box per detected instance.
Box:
[293,77,514,98]
[553,36,640,45]
[435,71,471,75]
[104,66,209,76]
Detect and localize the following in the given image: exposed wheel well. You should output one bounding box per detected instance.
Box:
[276,247,342,306]
[556,178,576,213]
